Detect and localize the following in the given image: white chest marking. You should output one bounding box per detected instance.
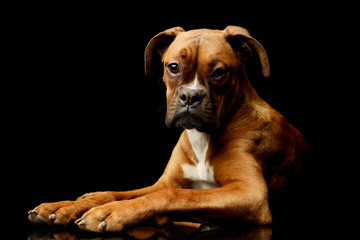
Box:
[181,129,219,189]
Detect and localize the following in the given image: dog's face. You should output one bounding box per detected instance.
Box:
[145,26,270,133]
[162,29,242,132]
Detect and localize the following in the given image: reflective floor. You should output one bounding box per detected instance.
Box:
[25,222,318,240]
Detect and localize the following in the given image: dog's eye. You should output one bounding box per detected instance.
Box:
[212,68,227,79]
[167,63,179,75]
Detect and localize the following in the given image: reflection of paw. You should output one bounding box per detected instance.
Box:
[28,230,79,240]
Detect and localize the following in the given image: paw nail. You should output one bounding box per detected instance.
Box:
[74,218,82,224]
[49,214,56,220]
[28,209,38,215]
[76,219,86,226]
[99,221,106,229]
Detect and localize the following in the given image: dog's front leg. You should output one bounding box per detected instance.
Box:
[28,182,167,225]
[77,182,272,232]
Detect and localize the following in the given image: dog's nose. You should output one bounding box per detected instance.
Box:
[178,88,203,107]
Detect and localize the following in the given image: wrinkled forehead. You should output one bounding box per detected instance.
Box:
[164,30,237,66]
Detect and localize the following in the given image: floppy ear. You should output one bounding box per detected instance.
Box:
[223,25,270,78]
[144,27,185,77]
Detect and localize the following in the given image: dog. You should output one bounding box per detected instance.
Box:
[28,26,308,232]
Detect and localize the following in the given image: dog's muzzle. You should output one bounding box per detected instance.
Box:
[166,87,215,132]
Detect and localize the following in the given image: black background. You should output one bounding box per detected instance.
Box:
[6,3,355,238]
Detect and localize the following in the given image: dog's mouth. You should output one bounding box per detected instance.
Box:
[173,113,203,130]
[167,111,215,133]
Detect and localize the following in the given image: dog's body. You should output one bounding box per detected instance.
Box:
[28,26,307,232]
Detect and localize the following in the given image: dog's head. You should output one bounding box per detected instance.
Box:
[145,26,270,133]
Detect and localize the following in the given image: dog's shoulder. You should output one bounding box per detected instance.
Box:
[235,98,306,159]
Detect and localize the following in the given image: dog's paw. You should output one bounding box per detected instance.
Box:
[76,201,125,232]
[28,201,77,225]
[28,192,117,225]
[75,200,143,232]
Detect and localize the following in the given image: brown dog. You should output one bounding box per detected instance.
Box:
[28,26,307,232]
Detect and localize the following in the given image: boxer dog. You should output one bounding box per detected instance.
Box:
[28,26,307,232]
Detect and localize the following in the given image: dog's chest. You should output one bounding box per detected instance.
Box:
[181,130,219,189]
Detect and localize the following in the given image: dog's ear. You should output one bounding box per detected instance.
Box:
[145,27,185,77]
[223,26,270,78]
